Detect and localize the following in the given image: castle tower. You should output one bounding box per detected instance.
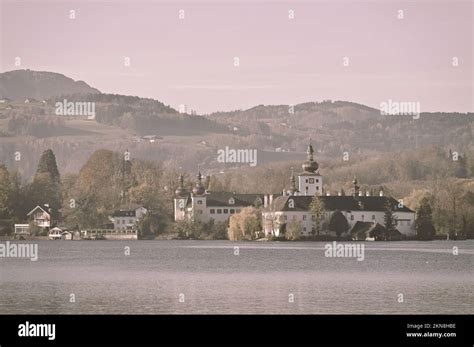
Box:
[174,171,188,221]
[298,139,323,196]
[191,170,206,222]
[351,177,360,197]
[288,167,298,196]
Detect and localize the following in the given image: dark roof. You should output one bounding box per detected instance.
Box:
[112,205,145,217]
[112,210,137,217]
[350,222,386,240]
[205,192,281,207]
[351,221,374,234]
[118,204,145,211]
[269,195,414,213]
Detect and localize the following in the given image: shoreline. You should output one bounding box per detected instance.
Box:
[0,236,470,242]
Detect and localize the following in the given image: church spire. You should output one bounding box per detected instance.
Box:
[192,166,205,195]
[175,168,187,197]
[352,176,360,197]
[307,137,314,160]
[288,167,298,195]
[302,138,319,173]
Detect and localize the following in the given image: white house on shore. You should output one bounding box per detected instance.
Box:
[174,141,416,239]
[14,204,53,236]
[110,205,147,231]
[27,205,52,228]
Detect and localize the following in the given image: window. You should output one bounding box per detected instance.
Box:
[305,179,308,183]
[351,215,354,221]
[224,209,229,214]
[309,178,314,183]
[303,227,307,232]
[372,215,375,220]
[284,215,287,221]
[210,209,215,214]
[217,209,222,214]
[316,179,319,183]
[316,186,319,190]
[197,200,203,205]
[228,198,235,205]
[303,215,306,221]
[230,209,235,214]
[129,219,133,224]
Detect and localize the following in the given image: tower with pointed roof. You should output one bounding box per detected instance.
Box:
[173,170,189,221]
[288,167,299,195]
[297,139,323,196]
[192,171,206,196]
[175,172,187,197]
[190,170,207,222]
[351,176,360,197]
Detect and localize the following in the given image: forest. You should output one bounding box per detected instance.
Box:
[0,146,473,240]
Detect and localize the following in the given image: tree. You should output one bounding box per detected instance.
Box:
[228,207,261,240]
[28,149,62,219]
[329,210,349,238]
[35,149,60,183]
[0,164,13,219]
[455,154,468,178]
[173,219,195,239]
[285,220,302,240]
[137,211,160,239]
[416,197,436,240]
[309,196,326,236]
[383,200,397,240]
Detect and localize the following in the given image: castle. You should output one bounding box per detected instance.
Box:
[174,141,416,239]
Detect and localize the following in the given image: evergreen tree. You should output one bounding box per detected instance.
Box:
[36,149,60,183]
[455,154,468,178]
[0,164,13,219]
[416,197,436,240]
[29,149,62,218]
[383,199,397,240]
[329,210,349,238]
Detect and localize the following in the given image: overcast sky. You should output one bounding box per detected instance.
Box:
[1,0,472,113]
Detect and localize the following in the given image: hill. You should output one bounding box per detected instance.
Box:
[0,69,100,100]
[0,70,473,181]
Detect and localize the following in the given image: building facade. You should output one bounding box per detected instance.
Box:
[110,206,147,231]
[174,141,416,238]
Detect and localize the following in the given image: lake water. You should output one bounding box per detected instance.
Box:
[0,240,473,314]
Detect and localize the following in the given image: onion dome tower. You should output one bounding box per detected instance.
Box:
[175,172,187,197]
[351,176,360,197]
[192,171,206,196]
[302,138,319,173]
[297,138,323,196]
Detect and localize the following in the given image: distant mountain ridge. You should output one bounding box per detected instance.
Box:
[0,69,100,100]
[1,69,472,181]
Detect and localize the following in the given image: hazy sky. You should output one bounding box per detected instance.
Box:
[1,0,473,113]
